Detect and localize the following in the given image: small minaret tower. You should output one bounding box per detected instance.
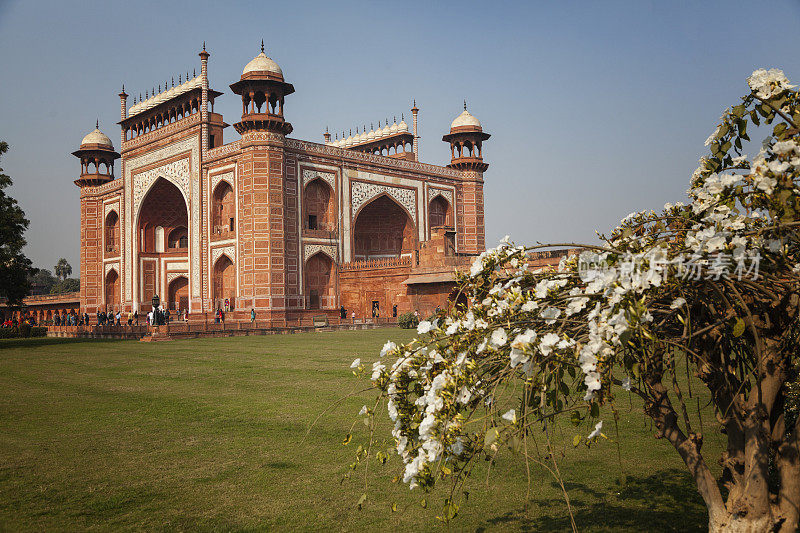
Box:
[72,121,120,187]
[442,101,490,172]
[444,102,489,255]
[229,41,295,135]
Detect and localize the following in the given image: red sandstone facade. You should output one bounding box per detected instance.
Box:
[72,45,492,320]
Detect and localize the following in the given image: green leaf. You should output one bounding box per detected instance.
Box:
[357,493,367,509]
[590,402,600,418]
[342,433,352,446]
[573,434,582,447]
[484,427,499,447]
[421,498,428,509]
[570,410,582,426]
[732,318,746,338]
[732,104,747,117]
[391,502,398,512]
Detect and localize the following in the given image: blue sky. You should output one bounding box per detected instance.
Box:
[1,0,799,274]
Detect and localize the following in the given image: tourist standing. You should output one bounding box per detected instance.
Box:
[250,308,256,322]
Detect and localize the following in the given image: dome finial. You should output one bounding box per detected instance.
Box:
[193,68,196,77]
[96,119,99,129]
[464,99,467,110]
[122,83,125,92]
[203,41,206,51]
[261,39,265,53]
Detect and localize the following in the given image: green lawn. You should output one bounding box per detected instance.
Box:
[0,330,715,531]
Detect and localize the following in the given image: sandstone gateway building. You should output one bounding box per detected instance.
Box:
[72,45,490,321]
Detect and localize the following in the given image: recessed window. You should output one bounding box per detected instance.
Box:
[308,215,318,230]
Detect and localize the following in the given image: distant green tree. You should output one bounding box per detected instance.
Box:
[50,278,79,294]
[27,268,57,294]
[54,258,72,282]
[0,141,32,305]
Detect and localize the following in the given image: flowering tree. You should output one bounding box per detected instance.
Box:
[350,69,800,532]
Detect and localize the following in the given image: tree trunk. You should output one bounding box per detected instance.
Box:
[708,513,776,533]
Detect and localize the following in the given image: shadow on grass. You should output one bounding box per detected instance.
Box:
[0,337,127,350]
[476,468,706,532]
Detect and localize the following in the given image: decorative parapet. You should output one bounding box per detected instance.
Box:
[121,113,201,151]
[340,256,412,271]
[285,138,464,181]
[206,139,242,162]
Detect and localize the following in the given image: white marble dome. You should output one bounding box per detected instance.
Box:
[450,109,482,129]
[243,52,283,78]
[80,128,113,149]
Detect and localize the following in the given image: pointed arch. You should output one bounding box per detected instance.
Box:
[428,194,453,230]
[211,180,235,238]
[105,210,119,256]
[353,194,417,260]
[167,275,189,312]
[212,254,235,310]
[136,177,189,309]
[304,251,334,310]
[303,177,335,232]
[105,268,119,309]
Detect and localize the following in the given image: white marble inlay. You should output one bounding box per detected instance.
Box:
[304,243,337,262]
[211,245,235,266]
[302,168,335,190]
[351,182,416,224]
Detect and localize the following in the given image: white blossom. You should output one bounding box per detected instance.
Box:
[417,320,433,335]
[490,328,507,347]
[501,409,517,423]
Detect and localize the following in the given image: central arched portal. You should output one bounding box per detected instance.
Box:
[137,177,188,311]
[353,195,417,260]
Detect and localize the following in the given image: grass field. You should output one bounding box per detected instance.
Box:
[0,329,717,531]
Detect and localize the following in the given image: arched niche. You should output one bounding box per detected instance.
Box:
[168,226,188,249]
[353,194,417,260]
[304,252,334,310]
[167,276,189,312]
[105,269,119,310]
[303,178,335,232]
[105,210,119,256]
[428,195,453,230]
[212,181,235,239]
[212,255,235,310]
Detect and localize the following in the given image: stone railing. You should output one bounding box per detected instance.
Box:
[340,256,412,271]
